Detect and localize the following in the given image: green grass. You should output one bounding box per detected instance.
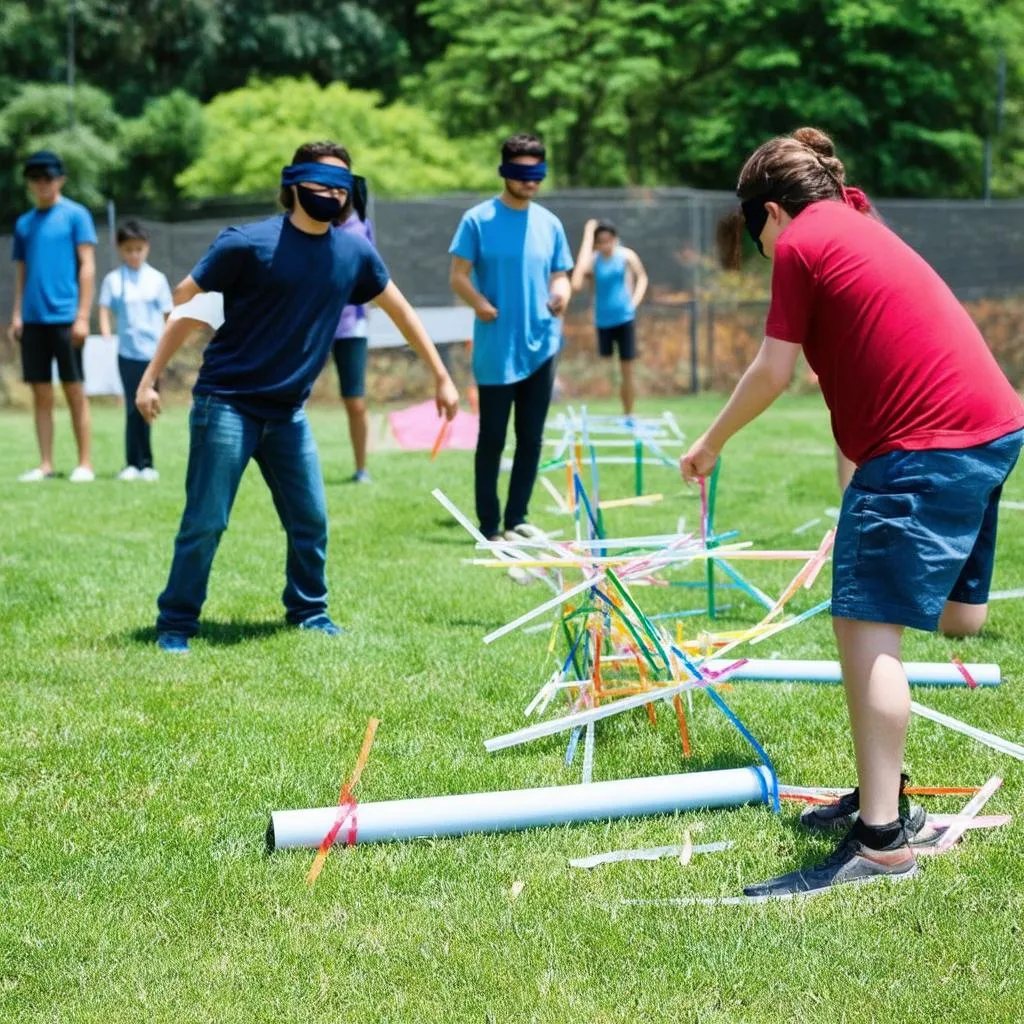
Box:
[2,395,1023,1023]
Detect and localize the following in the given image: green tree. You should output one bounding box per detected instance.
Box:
[177,78,495,199]
[0,1,412,112]
[0,84,122,224]
[117,91,206,211]
[418,0,1023,197]
[205,2,410,100]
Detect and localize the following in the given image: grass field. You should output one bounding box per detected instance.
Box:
[2,395,1023,1023]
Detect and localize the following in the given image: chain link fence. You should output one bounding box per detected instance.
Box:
[2,189,1023,407]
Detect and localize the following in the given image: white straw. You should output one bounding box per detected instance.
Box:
[483,575,603,645]
[910,701,1024,761]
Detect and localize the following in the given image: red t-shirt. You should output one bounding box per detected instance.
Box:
[765,200,1024,465]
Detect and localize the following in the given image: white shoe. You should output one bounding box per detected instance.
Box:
[18,467,54,482]
[506,523,547,540]
[69,466,95,483]
[139,467,160,482]
[117,466,141,481]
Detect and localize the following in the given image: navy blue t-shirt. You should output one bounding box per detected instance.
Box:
[191,214,389,418]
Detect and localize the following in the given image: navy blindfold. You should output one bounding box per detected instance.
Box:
[499,161,547,182]
[281,162,369,221]
[281,163,354,190]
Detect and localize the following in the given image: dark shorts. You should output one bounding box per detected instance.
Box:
[597,320,637,361]
[332,336,368,399]
[832,429,1023,631]
[20,323,83,384]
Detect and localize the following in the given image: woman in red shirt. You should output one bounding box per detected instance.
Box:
[682,127,1024,898]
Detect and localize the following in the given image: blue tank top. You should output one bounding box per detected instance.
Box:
[593,247,634,329]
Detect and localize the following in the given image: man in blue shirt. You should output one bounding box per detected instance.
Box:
[135,141,459,653]
[449,133,573,543]
[8,151,98,483]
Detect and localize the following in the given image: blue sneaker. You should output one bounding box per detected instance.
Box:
[297,614,345,637]
[352,469,372,484]
[157,632,190,654]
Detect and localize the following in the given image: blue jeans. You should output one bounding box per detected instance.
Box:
[156,395,329,637]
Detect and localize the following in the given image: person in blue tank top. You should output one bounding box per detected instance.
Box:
[571,220,648,414]
[449,133,573,544]
[134,141,459,654]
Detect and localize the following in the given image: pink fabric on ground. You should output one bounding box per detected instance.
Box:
[389,400,478,451]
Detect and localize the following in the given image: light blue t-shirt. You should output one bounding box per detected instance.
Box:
[99,263,174,361]
[449,198,573,385]
[593,246,635,329]
[12,197,98,323]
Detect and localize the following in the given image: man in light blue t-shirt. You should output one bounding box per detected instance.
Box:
[449,132,573,542]
[8,151,97,483]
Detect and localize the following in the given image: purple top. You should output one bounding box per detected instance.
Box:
[334,214,376,339]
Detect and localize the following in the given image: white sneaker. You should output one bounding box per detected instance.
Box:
[69,466,95,483]
[18,467,54,482]
[507,523,548,540]
[117,466,141,481]
[139,467,160,482]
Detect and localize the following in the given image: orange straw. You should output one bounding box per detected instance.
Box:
[430,418,452,460]
[306,717,380,885]
[672,694,692,758]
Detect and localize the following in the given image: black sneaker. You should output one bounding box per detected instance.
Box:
[800,776,936,845]
[743,827,918,898]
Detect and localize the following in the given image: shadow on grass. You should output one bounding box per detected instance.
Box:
[126,619,291,647]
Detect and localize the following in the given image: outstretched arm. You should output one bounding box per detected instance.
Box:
[374,280,459,420]
[680,337,800,480]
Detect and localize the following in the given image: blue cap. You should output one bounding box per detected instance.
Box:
[24,150,65,177]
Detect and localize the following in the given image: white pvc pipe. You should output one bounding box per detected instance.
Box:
[704,658,1000,687]
[267,767,773,849]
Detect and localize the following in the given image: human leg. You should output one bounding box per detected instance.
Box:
[334,337,370,476]
[475,382,515,538]
[254,407,330,625]
[833,617,909,826]
[504,358,556,531]
[20,324,57,474]
[30,384,55,474]
[156,396,258,637]
[616,321,637,415]
[118,356,153,469]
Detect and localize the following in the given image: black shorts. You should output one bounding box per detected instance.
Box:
[597,320,637,361]
[20,323,84,384]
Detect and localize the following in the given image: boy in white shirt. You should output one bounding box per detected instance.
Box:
[99,219,173,480]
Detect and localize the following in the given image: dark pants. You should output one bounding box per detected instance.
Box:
[475,357,555,537]
[118,356,153,469]
[156,395,329,637]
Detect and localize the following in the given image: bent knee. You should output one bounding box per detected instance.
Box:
[939,601,988,638]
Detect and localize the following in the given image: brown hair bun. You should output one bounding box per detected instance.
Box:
[792,126,845,185]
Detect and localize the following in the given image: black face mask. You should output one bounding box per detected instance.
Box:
[296,185,345,223]
[741,196,771,258]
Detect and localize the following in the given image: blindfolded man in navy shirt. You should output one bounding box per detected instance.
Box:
[136,141,459,653]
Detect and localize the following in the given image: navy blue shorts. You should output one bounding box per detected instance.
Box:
[332,336,368,399]
[832,429,1023,631]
